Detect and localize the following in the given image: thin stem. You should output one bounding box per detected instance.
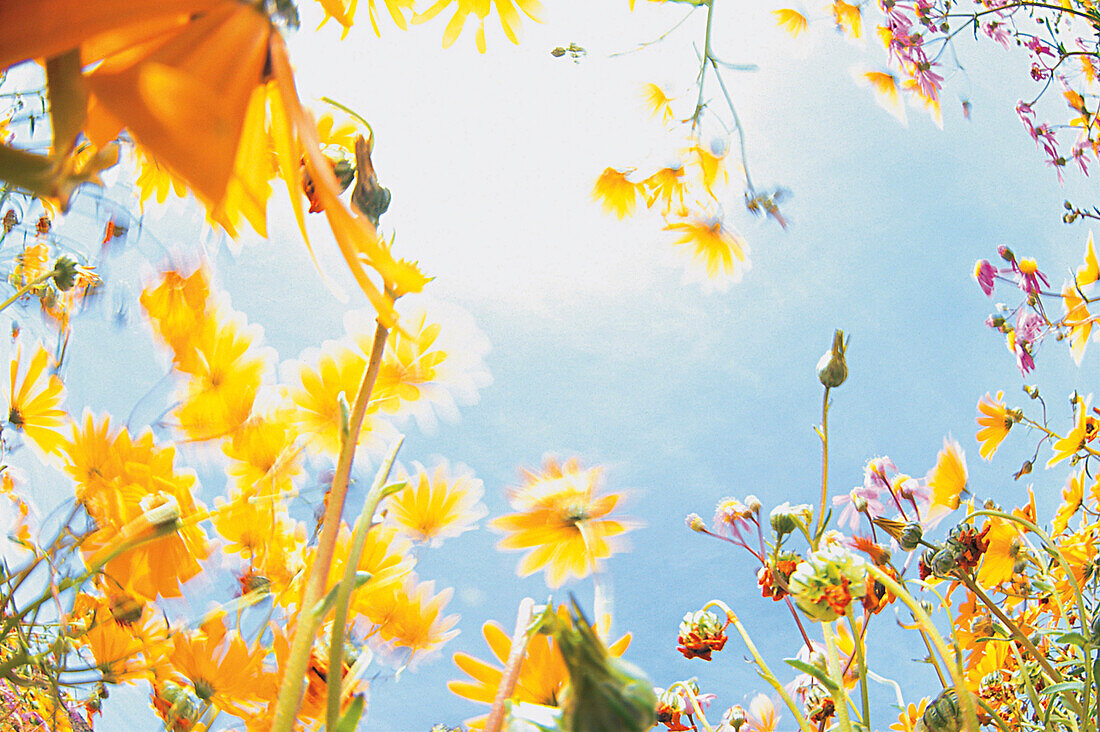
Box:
[485,598,537,732]
[846,613,870,728]
[325,437,404,731]
[822,622,853,732]
[0,271,53,313]
[270,318,390,732]
[707,57,755,192]
[690,0,717,131]
[816,386,830,541]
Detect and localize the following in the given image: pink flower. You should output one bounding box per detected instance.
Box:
[1016,257,1050,294]
[1026,37,1056,59]
[974,259,997,296]
[1072,141,1090,175]
[833,485,886,531]
[1016,310,1044,342]
[983,22,1011,49]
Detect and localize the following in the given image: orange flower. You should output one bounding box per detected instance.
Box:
[664,217,750,285]
[167,613,271,718]
[593,168,640,219]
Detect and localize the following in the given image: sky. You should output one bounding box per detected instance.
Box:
[5,0,1100,730]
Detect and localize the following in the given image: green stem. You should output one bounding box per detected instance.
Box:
[822,621,853,732]
[690,0,717,130]
[665,681,715,732]
[270,318,389,732]
[846,613,870,728]
[0,271,54,313]
[324,436,404,731]
[865,565,979,732]
[816,386,830,542]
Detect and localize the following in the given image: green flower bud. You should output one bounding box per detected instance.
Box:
[770,503,798,537]
[816,329,849,388]
[899,522,924,552]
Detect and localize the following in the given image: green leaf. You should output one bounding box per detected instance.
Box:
[379,481,408,500]
[334,694,365,732]
[1040,681,1084,695]
[1056,632,1089,648]
[784,659,839,692]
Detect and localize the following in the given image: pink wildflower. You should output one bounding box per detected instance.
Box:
[983,22,1011,49]
[974,259,997,296]
[1026,37,1056,59]
[833,485,886,531]
[1016,257,1050,294]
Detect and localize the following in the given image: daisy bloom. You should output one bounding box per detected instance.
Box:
[664,217,749,286]
[1052,469,1087,536]
[641,83,675,123]
[7,343,67,456]
[891,698,929,732]
[746,693,780,732]
[973,259,997,296]
[167,613,271,719]
[925,437,968,521]
[414,0,544,53]
[773,8,808,37]
[1048,396,1096,467]
[976,391,1014,460]
[221,411,303,496]
[491,457,631,588]
[140,266,211,369]
[1062,284,1093,365]
[372,578,460,660]
[1076,231,1098,288]
[831,0,862,39]
[448,607,631,728]
[1016,257,1050,295]
[387,461,487,546]
[593,167,640,219]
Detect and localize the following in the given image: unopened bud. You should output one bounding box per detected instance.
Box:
[898,522,924,552]
[686,513,706,532]
[998,245,1015,263]
[816,329,849,388]
[743,495,761,513]
[770,503,799,537]
[1013,460,1033,480]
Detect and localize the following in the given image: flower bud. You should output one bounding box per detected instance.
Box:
[998,245,1016,263]
[722,705,748,732]
[52,256,78,291]
[685,513,706,532]
[898,522,924,552]
[816,329,849,388]
[743,495,761,513]
[770,502,799,537]
[788,545,869,622]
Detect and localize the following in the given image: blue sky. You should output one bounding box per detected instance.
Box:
[9,0,1099,729]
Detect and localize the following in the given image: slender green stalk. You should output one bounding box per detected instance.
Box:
[0,271,54,313]
[270,318,389,732]
[324,437,404,730]
[665,681,715,732]
[815,386,830,542]
[846,613,870,728]
[865,565,979,732]
[485,598,538,732]
[822,621,853,732]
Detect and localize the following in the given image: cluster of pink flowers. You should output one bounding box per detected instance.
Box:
[974,246,1055,375]
[879,0,944,104]
[833,456,933,533]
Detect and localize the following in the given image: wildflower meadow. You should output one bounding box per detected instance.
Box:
[0,0,1098,731]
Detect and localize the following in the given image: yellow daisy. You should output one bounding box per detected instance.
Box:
[1048,396,1095,467]
[448,607,631,728]
[592,167,640,220]
[386,461,487,546]
[221,411,303,496]
[664,217,749,285]
[773,8,808,37]
[1076,230,1098,288]
[373,577,460,658]
[490,458,631,588]
[975,391,1013,460]
[1062,284,1093,365]
[7,343,67,456]
[926,437,968,519]
[641,83,675,123]
[977,518,1021,588]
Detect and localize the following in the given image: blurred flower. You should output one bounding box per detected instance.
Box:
[372,577,460,659]
[925,437,968,524]
[7,343,67,456]
[1076,231,1098,288]
[974,259,997,296]
[664,217,749,285]
[831,0,862,38]
[746,693,779,732]
[773,8,808,36]
[491,457,631,587]
[448,606,632,728]
[387,461,487,546]
[642,83,675,123]
[167,613,271,718]
[976,392,1014,460]
[414,0,544,53]
[593,167,640,219]
[1062,284,1093,365]
[1052,468,1087,536]
[891,698,929,732]
[221,411,303,495]
[1048,396,1095,467]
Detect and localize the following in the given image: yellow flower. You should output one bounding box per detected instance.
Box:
[316,0,416,37]
[133,145,189,208]
[168,613,271,718]
[174,311,268,441]
[221,411,303,496]
[414,0,544,53]
[977,518,1020,588]
[371,577,460,658]
[1052,469,1087,536]
[664,217,750,285]
[386,461,487,545]
[1062,284,1093,365]
[832,0,862,39]
[448,607,631,728]
[773,8,808,37]
[641,83,675,123]
[860,71,907,125]
[593,167,640,219]
[643,166,688,217]
[7,343,67,456]
[490,458,631,588]
[890,698,929,732]
[1048,396,1094,467]
[140,266,211,369]
[1076,230,1098,288]
[925,437,968,519]
[284,344,396,456]
[684,143,728,195]
[976,391,1012,460]
[746,693,779,732]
